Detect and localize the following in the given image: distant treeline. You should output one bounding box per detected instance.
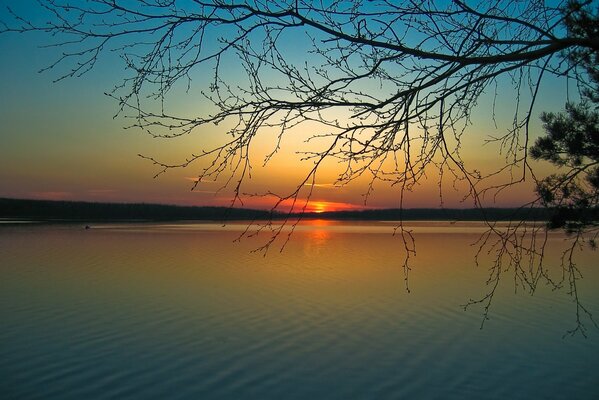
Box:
[298,208,554,221]
[1,197,595,223]
[0,198,273,222]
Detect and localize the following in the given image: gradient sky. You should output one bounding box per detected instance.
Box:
[0,1,573,211]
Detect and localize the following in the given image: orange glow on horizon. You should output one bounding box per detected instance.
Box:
[208,195,368,213]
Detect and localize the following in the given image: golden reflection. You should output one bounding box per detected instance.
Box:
[306,218,333,227]
[305,219,332,250]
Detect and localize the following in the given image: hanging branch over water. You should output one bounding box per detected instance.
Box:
[2,0,598,333]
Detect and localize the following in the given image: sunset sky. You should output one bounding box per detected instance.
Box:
[0,1,572,212]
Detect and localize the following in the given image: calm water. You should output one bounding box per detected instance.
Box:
[1,221,598,399]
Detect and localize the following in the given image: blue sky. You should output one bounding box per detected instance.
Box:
[0,1,577,209]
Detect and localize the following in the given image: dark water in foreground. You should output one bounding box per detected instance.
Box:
[1,221,598,399]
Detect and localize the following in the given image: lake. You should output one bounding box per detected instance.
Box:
[1,221,598,399]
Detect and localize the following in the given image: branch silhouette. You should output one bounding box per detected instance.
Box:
[2,0,598,334]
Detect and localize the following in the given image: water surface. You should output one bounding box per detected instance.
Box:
[1,221,598,399]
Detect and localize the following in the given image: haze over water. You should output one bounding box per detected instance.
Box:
[1,221,598,399]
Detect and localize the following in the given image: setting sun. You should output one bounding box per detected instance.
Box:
[305,200,363,213]
[311,201,327,213]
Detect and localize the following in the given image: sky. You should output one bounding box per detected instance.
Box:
[0,1,573,212]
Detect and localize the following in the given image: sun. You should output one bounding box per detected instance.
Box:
[307,200,364,213]
[311,201,328,213]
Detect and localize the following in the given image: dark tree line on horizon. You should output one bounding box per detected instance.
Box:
[2,196,582,222]
[0,198,272,222]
